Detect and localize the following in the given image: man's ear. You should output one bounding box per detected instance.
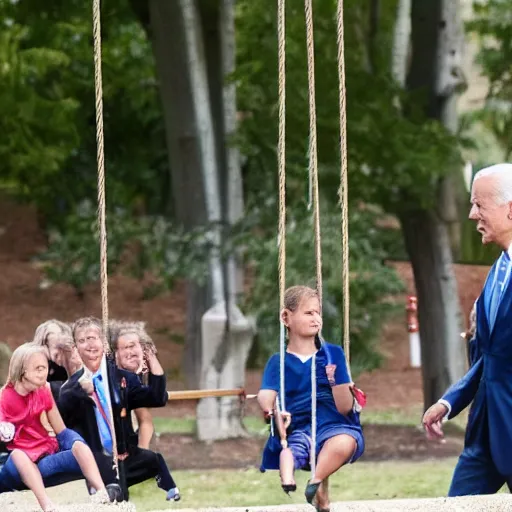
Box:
[508,201,512,220]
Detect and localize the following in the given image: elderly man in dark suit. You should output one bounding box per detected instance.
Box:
[423,163,512,496]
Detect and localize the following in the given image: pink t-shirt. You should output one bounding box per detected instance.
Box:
[0,383,59,462]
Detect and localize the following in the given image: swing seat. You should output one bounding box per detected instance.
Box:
[0,449,85,493]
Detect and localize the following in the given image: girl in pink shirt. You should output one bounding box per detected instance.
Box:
[0,343,109,512]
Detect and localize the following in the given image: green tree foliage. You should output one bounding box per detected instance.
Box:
[0,0,168,224]
[236,0,461,215]
[469,0,512,159]
[454,0,512,265]
[0,17,79,197]
[1,0,438,374]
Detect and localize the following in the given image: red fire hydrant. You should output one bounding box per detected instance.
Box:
[406,295,421,368]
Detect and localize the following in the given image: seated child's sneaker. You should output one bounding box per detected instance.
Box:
[166,487,181,502]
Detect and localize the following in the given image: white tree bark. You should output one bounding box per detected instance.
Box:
[176,0,253,441]
[221,0,244,300]
[437,0,467,384]
[179,0,224,304]
[391,0,411,87]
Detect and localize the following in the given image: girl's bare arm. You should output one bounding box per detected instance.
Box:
[134,407,154,449]
[331,383,354,416]
[257,389,277,412]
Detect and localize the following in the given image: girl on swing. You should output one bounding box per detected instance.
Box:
[257,285,365,512]
[0,343,109,512]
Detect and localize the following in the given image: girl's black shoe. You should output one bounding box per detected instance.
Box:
[305,479,321,504]
[281,483,297,495]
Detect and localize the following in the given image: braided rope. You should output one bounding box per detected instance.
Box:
[92,0,109,341]
[336,0,350,366]
[304,0,321,478]
[92,0,119,475]
[310,351,317,477]
[277,0,287,414]
[304,0,322,307]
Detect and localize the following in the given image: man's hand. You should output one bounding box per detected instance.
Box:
[422,402,448,441]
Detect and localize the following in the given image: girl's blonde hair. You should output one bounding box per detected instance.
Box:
[33,319,72,347]
[283,285,319,312]
[5,343,48,387]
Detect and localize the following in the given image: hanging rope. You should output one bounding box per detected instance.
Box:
[277,0,287,415]
[304,0,322,307]
[304,0,321,478]
[93,0,109,340]
[92,0,120,477]
[336,0,350,365]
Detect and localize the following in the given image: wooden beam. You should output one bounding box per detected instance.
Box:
[166,388,257,401]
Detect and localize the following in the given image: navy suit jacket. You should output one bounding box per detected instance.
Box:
[58,357,167,455]
[442,259,512,475]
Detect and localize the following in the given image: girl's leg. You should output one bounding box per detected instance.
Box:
[315,478,329,511]
[313,434,356,482]
[279,447,296,491]
[305,434,356,509]
[9,450,55,512]
[71,441,107,495]
[56,428,108,501]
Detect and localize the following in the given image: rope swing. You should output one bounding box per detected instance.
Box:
[275,0,351,481]
[92,0,120,479]
[336,0,351,366]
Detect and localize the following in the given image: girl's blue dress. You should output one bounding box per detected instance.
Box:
[260,342,364,471]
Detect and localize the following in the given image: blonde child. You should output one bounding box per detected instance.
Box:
[258,286,365,512]
[0,343,109,511]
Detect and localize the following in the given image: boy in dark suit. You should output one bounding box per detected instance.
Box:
[58,317,172,502]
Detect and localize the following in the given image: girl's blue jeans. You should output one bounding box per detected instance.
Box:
[0,428,84,491]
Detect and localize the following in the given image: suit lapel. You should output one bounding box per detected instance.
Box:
[479,263,496,341]
[106,357,120,408]
[477,290,490,344]
[493,273,512,336]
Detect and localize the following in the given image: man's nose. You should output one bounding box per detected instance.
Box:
[469,205,479,220]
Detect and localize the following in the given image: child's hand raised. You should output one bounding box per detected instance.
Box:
[79,374,94,395]
[0,421,15,443]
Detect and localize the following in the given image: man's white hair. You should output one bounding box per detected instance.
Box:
[473,163,512,205]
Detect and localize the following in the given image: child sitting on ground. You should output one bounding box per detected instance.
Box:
[258,285,365,512]
[0,343,109,512]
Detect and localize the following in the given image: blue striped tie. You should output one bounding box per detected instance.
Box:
[489,252,510,329]
[92,373,113,454]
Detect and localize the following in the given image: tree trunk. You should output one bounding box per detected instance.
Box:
[148,0,211,387]
[147,0,252,438]
[405,0,467,409]
[400,210,466,407]
[193,0,253,441]
[178,0,225,304]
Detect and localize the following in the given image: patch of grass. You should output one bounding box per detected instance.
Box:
[152,415,268,436]
[363,406,468,433]
[153,416,196,435]
[362,407,424,427]
[130,459,459,510]
[153,407,467,438]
